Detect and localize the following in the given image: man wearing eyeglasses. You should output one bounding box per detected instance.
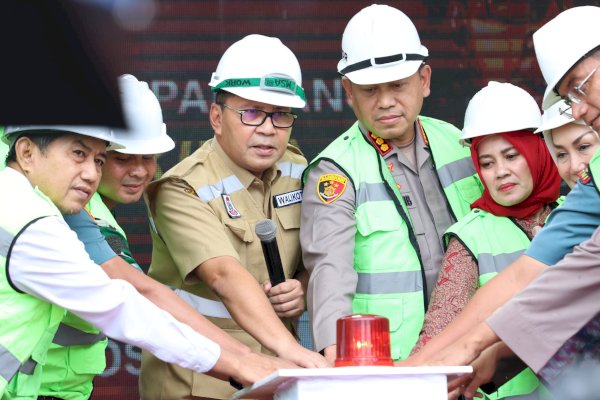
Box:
[140,34,326,400]
[401,6,600,398]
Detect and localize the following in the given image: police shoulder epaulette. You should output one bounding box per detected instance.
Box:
[367,131,392,156]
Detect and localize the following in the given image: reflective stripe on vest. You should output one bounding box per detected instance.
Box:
[437,157,477,189]
[0,343,21,382]
[0,348,38,385]
[19,358,36,375]
[356,182,389,204]
[357,271,423,294]
[174,288,232,319]
[478,250,525,276]
[51,323,107,346]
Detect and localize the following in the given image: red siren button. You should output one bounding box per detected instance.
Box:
[335,314,393,367]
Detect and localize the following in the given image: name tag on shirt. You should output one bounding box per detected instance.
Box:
[273,189,303,208]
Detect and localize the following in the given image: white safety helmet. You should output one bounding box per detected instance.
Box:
[337,4,428,85]
[2,125,125,150]
[462,81,541,140]
[110,74,174,155]
[209,34,305,108]
[535,99,587,161]
[533,6,600,110]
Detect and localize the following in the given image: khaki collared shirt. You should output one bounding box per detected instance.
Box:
[142,138,306,399]
[301,123,455,352]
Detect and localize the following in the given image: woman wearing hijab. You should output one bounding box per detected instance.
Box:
[412,82,562,399]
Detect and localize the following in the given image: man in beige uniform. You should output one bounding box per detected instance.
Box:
[140,34,326,400]
[301,4,482,363]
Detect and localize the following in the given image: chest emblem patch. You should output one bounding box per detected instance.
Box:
[222,194,241,218]
[317,174,347,204]
[578,168,591,185]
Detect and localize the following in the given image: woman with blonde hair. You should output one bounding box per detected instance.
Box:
[537,99,600,188]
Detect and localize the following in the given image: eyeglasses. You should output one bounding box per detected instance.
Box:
[559,105,573,119]
[565,64,600,106]
[219,103,297,128]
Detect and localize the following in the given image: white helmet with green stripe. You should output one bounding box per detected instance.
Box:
[209,34,305,108]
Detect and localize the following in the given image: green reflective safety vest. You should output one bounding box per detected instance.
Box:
[587,147,600,194]
[40,192,140,400]
[444,207,561,399]
[0,170,65,399]
[304,117,482,360]
[87,193,140,270]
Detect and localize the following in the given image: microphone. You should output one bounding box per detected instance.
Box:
[255,219,286,286]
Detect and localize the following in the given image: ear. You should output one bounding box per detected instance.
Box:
[419,65,432,98]
[13,136,37,173]
[341,77,354,107]
[210,103,224,137]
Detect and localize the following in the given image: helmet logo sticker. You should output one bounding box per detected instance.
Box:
[317,174,347,204]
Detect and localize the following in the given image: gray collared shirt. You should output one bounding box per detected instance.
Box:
[387,127,456,298]
[301,123,456,352]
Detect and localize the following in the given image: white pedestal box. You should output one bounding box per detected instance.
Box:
[233,366,472,400]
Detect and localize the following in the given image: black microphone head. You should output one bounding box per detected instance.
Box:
[255,219,277,241]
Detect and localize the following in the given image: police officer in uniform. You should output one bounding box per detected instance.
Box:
[140,34,326,400]
[300,4,483,364]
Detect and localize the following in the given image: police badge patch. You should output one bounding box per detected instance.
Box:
[317,174,347,204]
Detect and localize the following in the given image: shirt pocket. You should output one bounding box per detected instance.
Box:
[274,205,301,231]
[10,328,55,397]
[223,218,254,243]
[355,210,403,237]
[68,340,109,374]
[455,176,483,204]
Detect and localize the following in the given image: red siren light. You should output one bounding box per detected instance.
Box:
[335,314,393,367]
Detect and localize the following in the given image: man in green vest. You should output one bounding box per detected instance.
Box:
[300,4,483,364]
[36,74,295,400]
[37,73,175,400]
[0,124,271,399]
[402,6,600,398]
